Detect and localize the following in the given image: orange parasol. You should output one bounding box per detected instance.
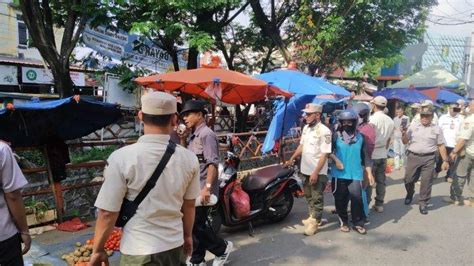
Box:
[134,68,292,104]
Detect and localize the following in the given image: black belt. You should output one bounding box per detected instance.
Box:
[408,151,435,157]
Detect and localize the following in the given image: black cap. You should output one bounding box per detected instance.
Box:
[180,100,208,115]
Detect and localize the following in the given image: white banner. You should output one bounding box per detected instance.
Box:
[22,67,85,86]
[0,65,19,85]
[82,24,188,72]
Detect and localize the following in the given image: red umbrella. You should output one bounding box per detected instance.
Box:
[134,67,292,104]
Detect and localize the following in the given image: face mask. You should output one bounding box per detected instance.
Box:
[342,125,355,134]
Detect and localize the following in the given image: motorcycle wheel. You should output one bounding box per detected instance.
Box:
[207,206,223,233]
[266,188,294,223]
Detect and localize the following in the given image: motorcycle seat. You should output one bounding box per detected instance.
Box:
[242,164,293,191]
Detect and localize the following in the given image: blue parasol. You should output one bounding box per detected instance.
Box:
[374,88,430,103]
[256,70,350,153]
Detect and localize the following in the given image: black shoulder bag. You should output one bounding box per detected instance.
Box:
[115,141,177,227]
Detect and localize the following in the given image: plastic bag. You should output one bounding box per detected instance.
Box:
[57,217,89,232]
[230,183,250,219]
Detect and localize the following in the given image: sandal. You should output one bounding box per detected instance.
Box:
[340,225,350,232]
[352,226,367,235]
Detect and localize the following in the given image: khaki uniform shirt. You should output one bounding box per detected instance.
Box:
[0,142,28,242]
[369,111,395,159]
[458,114,474,157]
[300,122,332,176]
[438,113,463,148]
[95,134,200,256]
[187,122,220,196]
[406,121,445,154]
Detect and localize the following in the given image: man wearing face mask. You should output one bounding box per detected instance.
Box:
[331,110,374,235]
[368,96,394,213]
[402,105,449,215]
[179,100,233,266]
[285,103,332,236]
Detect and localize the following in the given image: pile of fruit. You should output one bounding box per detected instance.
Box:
[88,228,122,251]
[61,229,122,266]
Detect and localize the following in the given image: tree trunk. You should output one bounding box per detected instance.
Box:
[249,0,292,64]
[261,46,274,73]
[51,65,74,98]
[187,47,199,69]
[235,104,251,132]
[171,51,180,71]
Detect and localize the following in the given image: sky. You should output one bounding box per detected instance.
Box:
[424,0,473,37]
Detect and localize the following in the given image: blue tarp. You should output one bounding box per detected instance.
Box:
[436,89,464,103]
[256,70,350,154]
[256,70,350,97]
[374,88,430,103]
[0,96,122,147]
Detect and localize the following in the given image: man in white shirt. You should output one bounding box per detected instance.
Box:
[285,103,332,236]
[0,141,31,266]
[392,106,409,170]
[90,91,201,266]
[437,103,464,182]
[368,96,395,213]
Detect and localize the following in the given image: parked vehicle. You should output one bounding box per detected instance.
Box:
[208,152,303,234]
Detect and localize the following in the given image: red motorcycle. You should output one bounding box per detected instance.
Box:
[208,152,303,235]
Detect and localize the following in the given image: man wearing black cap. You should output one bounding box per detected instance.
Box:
[180,100,233,266]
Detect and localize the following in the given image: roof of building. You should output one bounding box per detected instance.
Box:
[387,64,463,89]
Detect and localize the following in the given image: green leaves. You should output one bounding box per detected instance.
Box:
[106,63,151,93]
[291,0,437,74]
[188,31,215,51]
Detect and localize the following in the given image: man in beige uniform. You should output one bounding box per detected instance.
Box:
[90,91,201,266]
[444,100,474,206]
[411,100,438,125]
[402,106,449,215]
[286,103,332,236]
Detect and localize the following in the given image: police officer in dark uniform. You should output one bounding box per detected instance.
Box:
[179,100,233,266]
[402,105,449,215]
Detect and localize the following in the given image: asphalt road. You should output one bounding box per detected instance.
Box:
[25,169,474,265]
[212,169,474,265]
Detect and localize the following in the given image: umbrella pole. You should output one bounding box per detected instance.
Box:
[43,146,64,223]
[210,103,216,130]
[278,98,289,164]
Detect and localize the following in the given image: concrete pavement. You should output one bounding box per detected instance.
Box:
[24,169,473,265]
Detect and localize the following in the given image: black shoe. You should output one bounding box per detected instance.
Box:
[419,205,428,215]
[404,194,413,205]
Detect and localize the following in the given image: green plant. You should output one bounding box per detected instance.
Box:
[70,146,117,164]
[16,150,45,166]
[25,200,49,220]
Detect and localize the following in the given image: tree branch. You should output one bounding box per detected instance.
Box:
[223,1,250,26]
